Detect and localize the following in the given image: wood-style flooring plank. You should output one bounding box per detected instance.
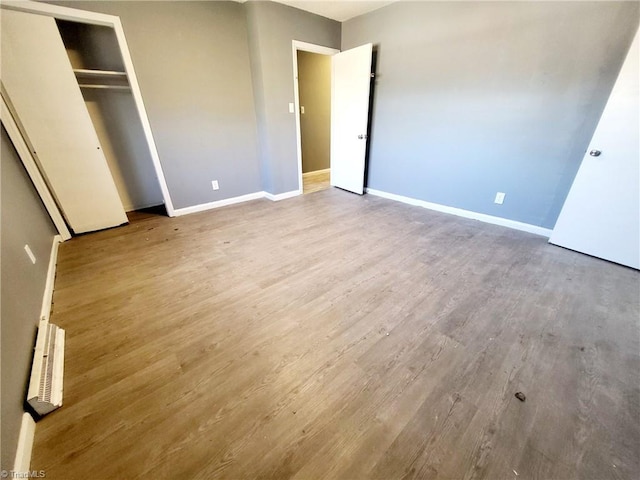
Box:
[31,188,639,479]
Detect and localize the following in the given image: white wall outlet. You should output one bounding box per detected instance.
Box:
[494,192,506,205]
[300,106,305,114]
[211,180,219,191]
[288,102,294,113]
[24,244,36,264]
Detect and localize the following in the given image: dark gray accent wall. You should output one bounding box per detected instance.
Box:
[52,1,261,209]
[1,127,57,470]
[245,1,340,194]
[342,1,640,229]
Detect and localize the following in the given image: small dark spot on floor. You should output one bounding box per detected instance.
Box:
[515,392,526,402]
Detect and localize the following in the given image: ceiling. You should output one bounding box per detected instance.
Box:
[272,1,396,22]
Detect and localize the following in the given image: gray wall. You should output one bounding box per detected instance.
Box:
[52,1,261,209]
[343,1,640,229]
[298,51,331,173]
[245,1,340,194]
[1,127,57,470]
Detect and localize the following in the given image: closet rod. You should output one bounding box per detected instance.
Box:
[78,84,131,90]
[73,68,127,77]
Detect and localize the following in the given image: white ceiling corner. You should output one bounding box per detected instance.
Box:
[271,1,396,22]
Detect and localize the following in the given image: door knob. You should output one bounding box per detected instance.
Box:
[589,149,602,157]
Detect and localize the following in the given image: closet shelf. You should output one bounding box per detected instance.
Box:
[78,84,131,90]
[75,69,130,90]
[73,68,128,78]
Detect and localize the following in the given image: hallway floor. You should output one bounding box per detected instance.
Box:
[303,169,330,194]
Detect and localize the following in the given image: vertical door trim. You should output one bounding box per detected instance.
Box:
[1,92,72,241]
[0,0,176,216]
[292,40,340,194]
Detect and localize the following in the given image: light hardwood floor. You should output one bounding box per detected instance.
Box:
[303,169,330,194]
[32,188,639,479]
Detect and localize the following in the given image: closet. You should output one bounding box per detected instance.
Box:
[56,20,165,215]
[1,5,168,235]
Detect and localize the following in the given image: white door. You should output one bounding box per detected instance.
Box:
[549,30,639,269]
[330,43,373,195]
[1,9,128,234]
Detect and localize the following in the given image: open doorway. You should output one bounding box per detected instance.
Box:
[297,50,331,193]
[292,41,339,194]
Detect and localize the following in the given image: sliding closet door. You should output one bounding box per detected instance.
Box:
[1,9,128,234]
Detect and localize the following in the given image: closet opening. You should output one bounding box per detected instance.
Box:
[56,20,166,219]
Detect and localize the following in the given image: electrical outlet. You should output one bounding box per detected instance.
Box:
[494,192,505,205]
[300,106,305,114]
[24,244,36,264]
[211,180,219,191]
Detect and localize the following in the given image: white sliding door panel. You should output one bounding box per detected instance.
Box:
[1,9,127,233]
[330,43,373,195]
[550,30,639,269]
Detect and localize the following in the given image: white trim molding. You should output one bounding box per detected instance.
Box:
[1,92,72,241]
[172,190,302,216]
[41,235,62,322]
[264,190,301,202]
[11,235,62,473]
[302,168,330,178]
[13,413,36,474]
[366,188,553,237]
[173,192,266,216]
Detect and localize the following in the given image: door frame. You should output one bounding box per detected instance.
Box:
[292,40,340,194]
[0,0,176,217]
[1,93,72,241]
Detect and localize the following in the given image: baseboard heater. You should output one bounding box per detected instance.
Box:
[27,319,65,416]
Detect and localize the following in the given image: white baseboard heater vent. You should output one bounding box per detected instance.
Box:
[27,320,65,416]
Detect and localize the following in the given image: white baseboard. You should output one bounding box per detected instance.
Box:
[172,190,303,216]
[365,188,552,237]
[302,168,330,178]
[172,192,266,216]
[264,190,301,201]
[40,235,62,322]
[12,235,63,472]
[13,413,35,473]
[14,235,62,471]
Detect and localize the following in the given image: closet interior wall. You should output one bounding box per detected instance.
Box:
[56,20,164,213]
